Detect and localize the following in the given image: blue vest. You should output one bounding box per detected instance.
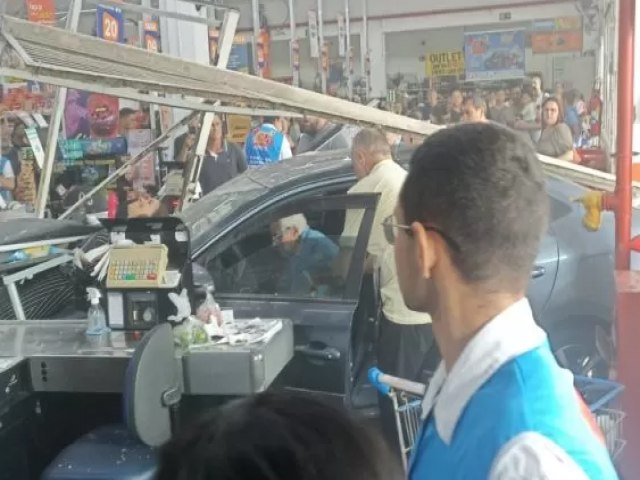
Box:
[409,344,618,480]
[244,124,285,166]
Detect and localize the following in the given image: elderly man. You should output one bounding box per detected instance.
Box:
[342,128,434,455]
[392,123,617,479]
[271,214,339,296]
[462,95,489,123]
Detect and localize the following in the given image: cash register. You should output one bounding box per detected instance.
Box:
[100,217,193,330]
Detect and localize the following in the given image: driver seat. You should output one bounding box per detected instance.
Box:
[42,324,181,480]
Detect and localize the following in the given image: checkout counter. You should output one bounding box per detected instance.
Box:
[0,217,294,479]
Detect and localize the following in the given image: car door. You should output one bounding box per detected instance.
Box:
[528,229,559,319]
[196,192,379,405]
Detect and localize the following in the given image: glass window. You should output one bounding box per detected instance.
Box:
[199,205,366,300]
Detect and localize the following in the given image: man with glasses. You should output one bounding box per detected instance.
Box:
[341,128,434,456]
[394,123,617,479]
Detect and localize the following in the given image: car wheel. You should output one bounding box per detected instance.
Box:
[550,320,611,378]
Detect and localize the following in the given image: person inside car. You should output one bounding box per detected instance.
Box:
[271,213,339,296]
[392,123,617,479]
[156,391,403,480]
[342,128,434,456]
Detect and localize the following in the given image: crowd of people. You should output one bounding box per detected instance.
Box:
[399,75,602,162]
[155,124,619,480]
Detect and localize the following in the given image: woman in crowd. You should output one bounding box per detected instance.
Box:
[156,391,403,480]
[537,96,575,161]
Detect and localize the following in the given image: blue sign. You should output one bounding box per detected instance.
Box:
[464,30,525,81]
[227,43,250,73]
[96,5,124,43]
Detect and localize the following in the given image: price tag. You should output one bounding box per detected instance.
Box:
[97,6,124,43]
[25,128,45,169]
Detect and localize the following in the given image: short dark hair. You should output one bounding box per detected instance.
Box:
[119,108,136,119]
[156,391,402,480]
[464,95,487,113]
[400,123,548,291]
[262,116,278,124]
[352,127,392,158]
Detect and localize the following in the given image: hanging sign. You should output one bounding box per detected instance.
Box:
[25,0,56,25]
[349,46,354,75]
[426,51,465,77]
[292,40,300,72]
[308,10,319,58]
[143,20,160,53]
[96,5,124,43]
[208,28,219,64]
[337,14,346,57]
[321,43,329,73]
[25,127,44,169]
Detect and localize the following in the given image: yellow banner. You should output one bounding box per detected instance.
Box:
[426,51,465,78]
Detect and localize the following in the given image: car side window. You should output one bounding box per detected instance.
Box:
[200,203,368,300]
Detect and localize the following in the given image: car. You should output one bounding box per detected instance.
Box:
[175,147,632,410]
[0,145,633,411]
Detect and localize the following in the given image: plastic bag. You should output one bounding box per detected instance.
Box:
[195,287,223,326]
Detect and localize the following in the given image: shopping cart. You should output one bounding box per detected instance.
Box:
[369,367,625,470]
[575,375,626,459]
[368,367,426,471]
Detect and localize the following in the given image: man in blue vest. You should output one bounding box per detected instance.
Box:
[244,116,292,166]
[389,123,618,479]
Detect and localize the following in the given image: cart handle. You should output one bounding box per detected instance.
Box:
[368,367,427,396]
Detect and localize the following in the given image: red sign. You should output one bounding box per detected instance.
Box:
[531,31,582,53]
[26,0,56,25]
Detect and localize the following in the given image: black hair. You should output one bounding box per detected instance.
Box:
[400,123,548,291]
[119,108,137,119]
[463,95,487,114]
[156,391,403,480]
[262,116,278,124]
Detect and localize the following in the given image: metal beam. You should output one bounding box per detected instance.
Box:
[288,0,298,87]
[345,0,352,100]
[83,0,224,27]
[35,0,81,218]
[318,0,326,94]
[251,0,261,77]
[0,68,300,118]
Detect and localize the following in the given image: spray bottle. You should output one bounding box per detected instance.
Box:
[86,288,110,335]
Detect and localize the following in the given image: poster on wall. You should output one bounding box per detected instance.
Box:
[308,10,319,58]
[25,0,56,25]
[464,30,525,81]
[531,16,583,54]
[0,81,55,114]
[126,129,157,188]
[425,51,465,78]
[64,90,120,139]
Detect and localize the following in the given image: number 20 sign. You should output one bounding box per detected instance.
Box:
[97,5,124,43]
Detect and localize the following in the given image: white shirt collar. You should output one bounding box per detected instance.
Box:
[421,298,547,444]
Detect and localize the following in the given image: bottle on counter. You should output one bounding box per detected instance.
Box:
[86,287,110,336]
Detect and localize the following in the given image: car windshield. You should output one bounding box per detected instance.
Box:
[179,175,268,251]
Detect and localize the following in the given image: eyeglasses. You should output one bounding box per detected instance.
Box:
[382,215,461,252]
